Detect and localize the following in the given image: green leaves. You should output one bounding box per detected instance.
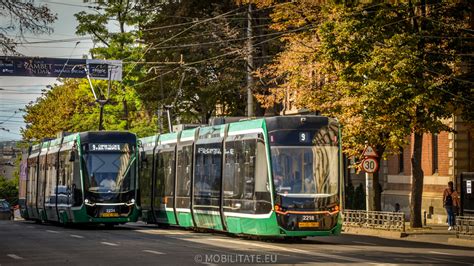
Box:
[257,1,473,157]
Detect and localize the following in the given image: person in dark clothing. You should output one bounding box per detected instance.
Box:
[443,181,460,231]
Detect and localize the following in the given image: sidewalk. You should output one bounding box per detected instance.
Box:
[405,224,474,247]
[344,223,474,248]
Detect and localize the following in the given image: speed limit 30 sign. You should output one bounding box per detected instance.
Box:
[362,157,379,173]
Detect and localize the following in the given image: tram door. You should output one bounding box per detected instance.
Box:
[26,150,40,220]
[175,143,194,227]
[138,141,155,223]
[154,144,177,225]
[193,129,224,230]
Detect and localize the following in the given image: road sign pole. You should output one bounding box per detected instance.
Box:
[366,172,374,213]
[361,145,379,220]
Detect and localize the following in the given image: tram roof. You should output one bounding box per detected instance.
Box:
[158,132,178,144]
[79,131,136,144]
[264,116,334,133]
[140,134,158,145]
[227,118,265,133]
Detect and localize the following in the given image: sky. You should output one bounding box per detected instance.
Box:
[0,0,96,141]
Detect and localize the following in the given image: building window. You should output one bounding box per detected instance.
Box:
[432,133,438,174]
[399,147,404,174]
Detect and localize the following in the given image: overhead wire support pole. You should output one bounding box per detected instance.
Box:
[247,3,254,117]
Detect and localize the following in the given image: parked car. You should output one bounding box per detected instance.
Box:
[0,199,13,220]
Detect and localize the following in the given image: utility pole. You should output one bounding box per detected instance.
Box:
[158,75,164,133]
[246,3,254,117]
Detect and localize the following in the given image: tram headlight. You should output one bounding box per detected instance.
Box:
[126,199,135,206]
[84,199,95,206]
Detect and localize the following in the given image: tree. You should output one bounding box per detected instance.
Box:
[22,78,157,140]
[0,175,18,205]
[256,1,473,227]
[0,0,56,54]
[7,1,157,140]
[135,0,246,125]
[75,0,147,130]
[135,0,280,125]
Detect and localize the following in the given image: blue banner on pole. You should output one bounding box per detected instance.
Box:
[0,57,122,81]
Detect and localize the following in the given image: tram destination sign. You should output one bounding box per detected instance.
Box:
[89,143,127,152]
[0,56,122,81]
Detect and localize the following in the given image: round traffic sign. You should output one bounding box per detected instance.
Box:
[362,158,379,173]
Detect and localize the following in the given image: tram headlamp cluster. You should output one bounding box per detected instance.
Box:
[84,199,96,207]
[329,205,340,213]
[126,199,135,206]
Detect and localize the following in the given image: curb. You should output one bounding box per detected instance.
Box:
[343,227,407,238]
[447,237,474,248]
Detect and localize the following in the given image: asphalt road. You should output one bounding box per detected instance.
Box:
[0,220,473,265]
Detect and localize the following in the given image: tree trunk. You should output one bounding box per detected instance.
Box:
[410,131,424,228]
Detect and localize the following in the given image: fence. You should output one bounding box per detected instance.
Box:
[343,210,405,232]
[456,216,474,239]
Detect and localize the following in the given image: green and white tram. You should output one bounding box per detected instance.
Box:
[20,131,140,225]
[138,116,342,238]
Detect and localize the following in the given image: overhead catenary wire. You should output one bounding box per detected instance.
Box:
[122,7,244,82]
[38,0,102,10]
[131,24,316,88]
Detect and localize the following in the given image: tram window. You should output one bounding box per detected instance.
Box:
[27,163,37,207]
[223,141,236,197]
[72,153,82,207]
[242,140,256,200]
[223,135,267,214]
[156,149,175,198]
[45,158,57,205]
[38,158,46,206]
[154,152,164,207]
[176,144,193,209]
[194,143,221,198]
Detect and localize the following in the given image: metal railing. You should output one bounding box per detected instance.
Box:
[343,210,406,232]
[455,216,474,238]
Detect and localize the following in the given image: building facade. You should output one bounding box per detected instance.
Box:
[369,117,473,223]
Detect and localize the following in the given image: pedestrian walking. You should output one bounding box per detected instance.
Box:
[443,181,460,231]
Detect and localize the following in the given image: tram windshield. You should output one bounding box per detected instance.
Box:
[270,127,339,196]
[82,143,135,194]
